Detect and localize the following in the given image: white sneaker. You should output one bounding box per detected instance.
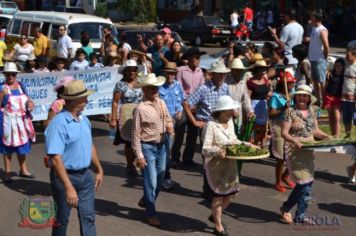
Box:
[162,179,176,189]
[346,166,356,183]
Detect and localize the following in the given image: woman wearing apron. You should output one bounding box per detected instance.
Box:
[280,85,330,224]
[0,62,36,183]
[110,59,142,176]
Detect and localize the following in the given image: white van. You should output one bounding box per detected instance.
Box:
[6,11,118,57]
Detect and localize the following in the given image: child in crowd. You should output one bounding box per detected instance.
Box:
[323,58,345,138]
[86,52,104,70]
[69,48,89,71]
[34,58,49,73]
[51,57,67,72]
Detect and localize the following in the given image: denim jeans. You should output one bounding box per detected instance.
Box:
[311,59,327,83]
[50,169,96,236]
[164,134,174,180]
[141,142,166,217]
[281,181,313,221]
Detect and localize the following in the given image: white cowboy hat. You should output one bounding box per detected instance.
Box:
[249,59,270,68]
[208,60,231,73]
[118,59,145,74]
[135,73,166,88]
[230,58,246,70]
[292,85,317,104]
[60,80,95,100]
[3,62,20,73]
[327,56,337,71]
[213,95,240,112]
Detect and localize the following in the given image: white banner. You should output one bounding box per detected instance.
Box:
[10,66,122,121]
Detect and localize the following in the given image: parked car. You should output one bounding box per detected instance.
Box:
[119,29,187,51]
[169,15,234,47]
[0,13,12,27]
[0,1,18,15]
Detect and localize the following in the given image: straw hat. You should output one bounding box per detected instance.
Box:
[135,73,166,88]
[163,62,177,73]
[3,62,20,73]
[230,58,246,70]
[292,85,317,104]
[54,76,74,92]
[60,80,95,100]
[213,95,240,112]
[250,53,264,63]
[208,60,231,73]
[249,59,270,68]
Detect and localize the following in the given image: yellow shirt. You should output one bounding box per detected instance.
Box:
[0,41,7,66]
[34,34,48,57]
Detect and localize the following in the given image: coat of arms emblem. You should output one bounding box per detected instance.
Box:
[19,196,57,229]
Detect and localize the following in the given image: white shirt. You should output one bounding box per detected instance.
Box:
[308,24,328,61]
[57,35,73,58]
[70,60,89,71]
[14,43,34,62]
[230,12,239,27]
[280,22,304,65]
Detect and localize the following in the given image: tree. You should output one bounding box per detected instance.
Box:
[118,0,157,23]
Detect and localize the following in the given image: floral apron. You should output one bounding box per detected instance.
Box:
[2,84,35,147]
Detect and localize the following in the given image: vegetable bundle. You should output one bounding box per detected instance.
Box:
[226,143,269,157]
[301,138,356,148]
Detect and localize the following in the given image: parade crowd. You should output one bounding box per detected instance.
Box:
[0,7,355,236]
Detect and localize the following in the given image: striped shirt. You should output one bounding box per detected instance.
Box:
[188,80,229,121]
[132,97,174,159]
[226,76,253,118]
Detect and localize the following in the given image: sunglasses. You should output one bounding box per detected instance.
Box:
[21,37,27,40]
[5,73,17,76]
[59,29,65,31]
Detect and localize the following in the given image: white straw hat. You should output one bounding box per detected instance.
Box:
[208,60,231,73]
[292,85,317,104]
[213,95,240,112]
[230,58,246,70]
[3,62,20,73]
[135,73,166,88]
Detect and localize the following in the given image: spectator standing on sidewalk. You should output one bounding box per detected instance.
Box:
[243,3,254,31]
[230,9,239,29]
[308,11,329,106]
[57,25,73,59]
[171,47,206,168]
[269,8,304,69]
[45,80,104,236]
[33,27,49,63]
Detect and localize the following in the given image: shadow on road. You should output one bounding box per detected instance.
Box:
[1,172,51,196]
[317,203,356,218]
[314,170,349,184]
[340,183,356,192]
[226,202,281,223]
[239,176,274,188]
[95,198,210,233]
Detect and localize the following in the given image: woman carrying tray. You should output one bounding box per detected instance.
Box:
[202,95,258,236]
[280,85,330,224]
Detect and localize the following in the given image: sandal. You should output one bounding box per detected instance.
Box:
[280,207,293,224]
[282,178,296,189]
[274,183,287,193]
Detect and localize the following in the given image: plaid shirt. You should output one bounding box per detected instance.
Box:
[159,80,184,117]
[187,80,229,121]
[132,97,174,159]
[226,76,253,117]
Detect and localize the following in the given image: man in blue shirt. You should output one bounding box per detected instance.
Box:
[158,62,184,189]
[45,80,103,236]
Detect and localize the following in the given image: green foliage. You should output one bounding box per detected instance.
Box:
[118,0,156,23]
[94,2,108,18]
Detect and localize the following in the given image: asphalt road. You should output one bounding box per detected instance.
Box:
[0,119,355,236]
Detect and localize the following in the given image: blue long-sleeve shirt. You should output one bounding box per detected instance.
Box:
[159,80,184,117]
